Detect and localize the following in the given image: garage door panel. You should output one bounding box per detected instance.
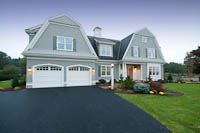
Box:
[67,66,91,86]
[33,65,63,88]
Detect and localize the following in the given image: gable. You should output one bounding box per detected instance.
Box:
[23,14,97,59]
[135,27,155,37]
[49,15,80,27]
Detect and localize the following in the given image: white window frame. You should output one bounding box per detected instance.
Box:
[133,46,139,57]
[100,65,111,77]
[142,36,148,43]
[57,36,73,51]
[147,48,155,58]
[99,44,113,57]
[147,63,161,81]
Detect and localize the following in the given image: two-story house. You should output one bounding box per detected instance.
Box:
[22,14,165,88]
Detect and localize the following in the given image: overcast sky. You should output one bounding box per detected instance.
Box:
[0,0,199,63]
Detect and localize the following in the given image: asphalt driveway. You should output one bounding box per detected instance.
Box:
[0,86,170,133]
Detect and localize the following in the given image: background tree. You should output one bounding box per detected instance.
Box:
[19,58,26,76]
[0,51,11,69]
[184,46,200,75]
[164,62,185,75]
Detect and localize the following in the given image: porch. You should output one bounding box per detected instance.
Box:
[119,63,143,80]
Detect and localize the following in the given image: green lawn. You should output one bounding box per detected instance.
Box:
[0,80,11,89]
[119,83,200,133]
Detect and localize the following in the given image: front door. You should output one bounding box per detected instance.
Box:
[127,65,133,79]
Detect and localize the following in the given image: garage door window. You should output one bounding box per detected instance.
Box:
[36,66,62,71]
[69,66,90,71]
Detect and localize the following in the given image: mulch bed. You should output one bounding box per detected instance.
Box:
[97,85,184,97]
[0,85,26,92]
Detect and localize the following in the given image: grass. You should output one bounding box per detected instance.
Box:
[118,83,200,133]
[0,80,12,89]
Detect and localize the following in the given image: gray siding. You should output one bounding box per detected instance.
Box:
[123,28,165,63]
[30,23,95,58]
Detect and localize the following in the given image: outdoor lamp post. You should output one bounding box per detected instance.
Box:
[111,64,114,90]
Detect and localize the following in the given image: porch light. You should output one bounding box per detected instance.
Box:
[92,68,95,72]
[28,67,32,72]
[134,68,137,71]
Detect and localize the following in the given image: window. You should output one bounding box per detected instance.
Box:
[133,46,139,57]
[100,44,112,56]
[57,36,73,51]
[147,48,155,58]
[148,66,160,76]
[101,65,111,77]
[142,36,148,43]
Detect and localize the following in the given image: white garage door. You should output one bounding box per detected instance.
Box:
[67,66,91,86]
[33,65,63,88]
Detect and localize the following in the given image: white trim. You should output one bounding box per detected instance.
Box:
[100,65,111,77]
[56,36,73,51]
[27,57,96,62]
[66,64,92,86]
[141,64,143,80]
[23,14,98,58]
[147,63,161,81]
[32,63,64,88]
[122,34,135,59]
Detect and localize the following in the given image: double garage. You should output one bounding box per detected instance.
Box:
[32,64,92,88]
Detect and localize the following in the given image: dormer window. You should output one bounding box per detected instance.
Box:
[99,44,112,56]
[57,36,73,51]
[142,36,148,43]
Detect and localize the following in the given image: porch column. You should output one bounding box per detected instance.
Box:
[122,63,127,79]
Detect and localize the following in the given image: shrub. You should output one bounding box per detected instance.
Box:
[133,83,150,93]
[121,76,135,89]
[127,90,133,94]
[114,89,122,93]
[13,86,21,90]
[149,81,164,92]
[12,78,19,88]
[0,74,19,81]
[19,77,26,86]
[119,74,124,83]
[167,74,173,83]
[147,75,152,82]
[157,79,167,83]
[109,79,118,83]
[0,87,4,90]
[99,79,106,84]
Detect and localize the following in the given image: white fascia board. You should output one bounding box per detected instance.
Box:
[122,34,135,60]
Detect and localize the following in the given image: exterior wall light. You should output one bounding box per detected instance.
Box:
[27,67,32,73]
[92,68,95,72]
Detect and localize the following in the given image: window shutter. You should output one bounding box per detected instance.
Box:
[53,36,57,50]
[131,47,133,56]
[99,66,101,77]
[138,47,140,57]
[73,39,76,52]
[145,48,148,58]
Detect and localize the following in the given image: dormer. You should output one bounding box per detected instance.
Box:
[94,38,116,57]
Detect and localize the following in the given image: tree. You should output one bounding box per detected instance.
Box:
[0,51,11,69]
[164,62,185,74]
[184,46,200,75]
[0,65,20,75]
[19,58,26,75]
